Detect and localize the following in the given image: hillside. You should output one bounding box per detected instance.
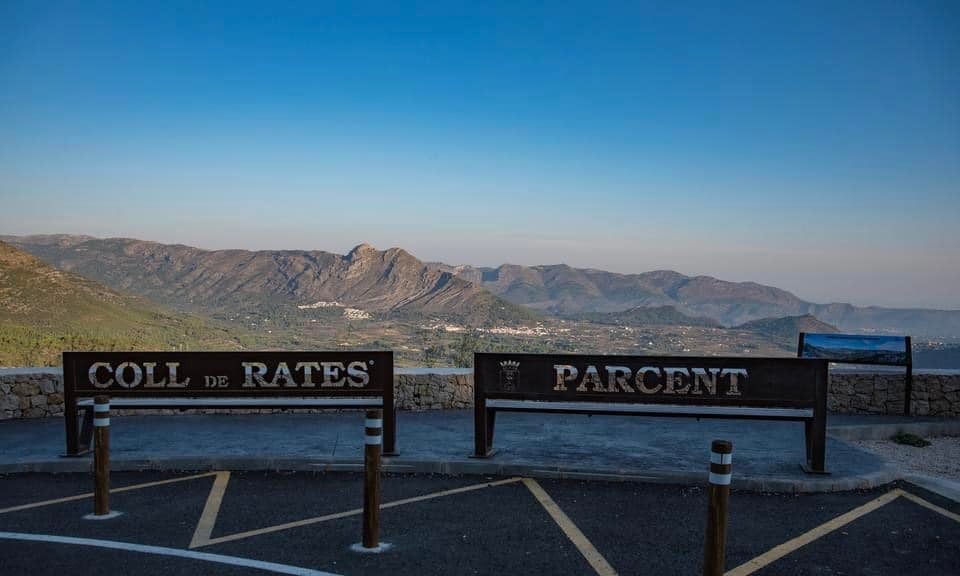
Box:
[3,236,539,327]
[567,305,721,328]
[436,263,803,321]
[438,262,960,337]
[734,314,838,347]
[0,241,248,366]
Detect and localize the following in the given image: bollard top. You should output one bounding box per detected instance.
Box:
[711,439,733,454]
[366,409,383,419]
[94,395,110,405]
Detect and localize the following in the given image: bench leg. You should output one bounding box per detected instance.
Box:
[79,406,94,453]
[63,399,92,457]
[473,405,497,458]
[802,363,830,474]
[382,406,398,456]
[801,415,828,474]
[64,395,79,456]
[486,409,496,453]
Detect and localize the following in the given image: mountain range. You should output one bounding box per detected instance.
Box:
[1,235,538,327]
[4,234,959,339]
[434,262,960,337]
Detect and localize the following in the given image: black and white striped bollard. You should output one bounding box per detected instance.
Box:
[351,409,391,552]
[83,396,120,519]
[703,439,733,576]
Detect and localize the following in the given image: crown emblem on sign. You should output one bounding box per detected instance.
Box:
[499,360,519,391]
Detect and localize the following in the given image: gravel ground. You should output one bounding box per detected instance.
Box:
[853,435,960,480]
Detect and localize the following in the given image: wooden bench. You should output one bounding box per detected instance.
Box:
[473,353,829,473]
[63,351,397,456]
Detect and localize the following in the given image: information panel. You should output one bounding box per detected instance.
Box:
[798,333,910,366]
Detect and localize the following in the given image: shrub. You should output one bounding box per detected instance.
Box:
[892,432,931,447]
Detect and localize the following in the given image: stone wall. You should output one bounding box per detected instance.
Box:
[0,370,64,419]
[2,367,958,420]
[0,367,475,420]
[828,371,960,416]
[394,368,473,410]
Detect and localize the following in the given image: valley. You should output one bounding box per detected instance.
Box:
[1,234,957,368]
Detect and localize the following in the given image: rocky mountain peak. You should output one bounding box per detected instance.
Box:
[347,243,378,261]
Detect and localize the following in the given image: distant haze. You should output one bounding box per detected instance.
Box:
[1,2,958,309]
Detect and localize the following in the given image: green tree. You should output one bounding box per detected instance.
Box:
[453,328,479,367]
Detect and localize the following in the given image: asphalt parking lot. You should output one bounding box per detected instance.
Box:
[1,471,958,575]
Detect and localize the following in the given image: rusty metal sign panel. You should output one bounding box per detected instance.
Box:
[63,351,392,397]
[475,353,826,408]
[61,351,395,457]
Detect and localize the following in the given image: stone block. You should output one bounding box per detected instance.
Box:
[930,400,951,416]
[0,395,19,412]
[831,380,854,395]
[24,407,45,418]
[13,382,40,396]
[853,381,874,395]
[31,395,48,407]
[39,379,57,394]
[851,394,870,411]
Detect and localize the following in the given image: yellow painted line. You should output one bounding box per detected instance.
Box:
[726,489,904,576]
[199,477,523,547]
[522,478,617,576]
[203,506,362,546]
[900,490,960,524]
[190,472,232,549]
[0,472,219,515]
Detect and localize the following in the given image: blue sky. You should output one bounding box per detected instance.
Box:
[1,1,958,308]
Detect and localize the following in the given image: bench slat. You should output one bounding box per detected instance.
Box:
[485,399,813,419]
[77,397,383,408]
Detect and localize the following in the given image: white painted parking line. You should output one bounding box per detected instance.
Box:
[0,531,342,576]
